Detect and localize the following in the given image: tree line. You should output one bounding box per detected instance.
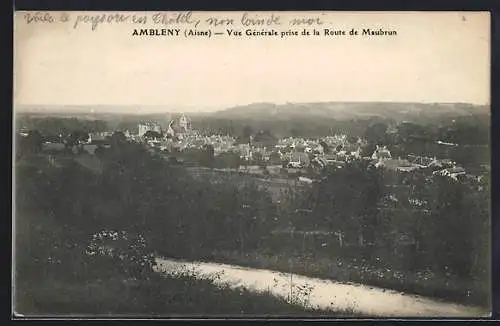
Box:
[277,159,490,298]
[15,138,278,276]
[16,116,109,137]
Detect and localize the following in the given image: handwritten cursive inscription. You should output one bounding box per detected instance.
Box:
[205,17,234,27]
[20,11,334,32]
[152,12,201,28]
[240,12,281,26]
[289,16,324,26]
[73,13,148,31]
[24,12,55,24]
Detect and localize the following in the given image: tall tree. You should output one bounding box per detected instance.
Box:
[242,125,253,143]
[364,122,389,145]
[17,130,44,157]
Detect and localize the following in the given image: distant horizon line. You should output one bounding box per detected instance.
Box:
[15,100,490,115]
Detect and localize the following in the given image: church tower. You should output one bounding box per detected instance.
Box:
[179,114,190,132]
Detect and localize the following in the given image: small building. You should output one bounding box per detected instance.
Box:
[371,145,392,160]
[433,167,466,180]
[18,129,30,137]
[427,158,455,170]
[89,133,106,144]
[377,159,417,172]
[289,152,310,167]
[298,176,314,184]
[138,122,162,137]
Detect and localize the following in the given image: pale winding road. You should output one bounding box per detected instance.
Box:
[155,258,489,317]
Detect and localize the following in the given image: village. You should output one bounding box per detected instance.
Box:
[23,112,477,186]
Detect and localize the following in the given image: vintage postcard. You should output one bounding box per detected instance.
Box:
[13,11,491,318]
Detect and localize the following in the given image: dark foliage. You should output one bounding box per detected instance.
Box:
[278,158,490,305]
[16,116,109,137]
[143,130,163,140]
[14,138,301,315]
[16,130,44,158]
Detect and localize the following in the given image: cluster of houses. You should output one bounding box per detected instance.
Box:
[133,116,359,167]
[96,115,471,182]
[369,145,467,180]
[132,116,470,183]
[21,112,476,184]
[136,115,235,154]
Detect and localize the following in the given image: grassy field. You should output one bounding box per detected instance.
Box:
[184,166,304,202]
[14,268,336,317]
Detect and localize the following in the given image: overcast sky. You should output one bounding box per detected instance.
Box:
[14,11,490,112]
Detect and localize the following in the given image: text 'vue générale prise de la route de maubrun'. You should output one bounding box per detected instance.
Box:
[131,27,398,37]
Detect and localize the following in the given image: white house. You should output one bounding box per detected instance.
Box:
[371,145,392,160]
[433,167,466,180]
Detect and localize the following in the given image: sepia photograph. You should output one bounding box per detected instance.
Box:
[13,11,491,318]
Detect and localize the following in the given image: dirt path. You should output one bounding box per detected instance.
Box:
[155,258,488,317]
